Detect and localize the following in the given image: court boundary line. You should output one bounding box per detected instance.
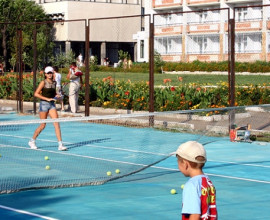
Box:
[2,134,269,169]
[0,134,169,156]
[151,166,270,184]
[0,204,59,220]
[1,144,270,183]
[208,159,270,168]
[0,144,173,167]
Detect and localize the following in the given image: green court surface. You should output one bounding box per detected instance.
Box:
[0,113,270,219]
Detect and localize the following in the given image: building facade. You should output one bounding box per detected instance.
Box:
[34,0,270,64]
[136,0,270,63]
[34,0,143,65]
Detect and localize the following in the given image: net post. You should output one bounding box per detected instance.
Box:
[149,17,154,126]
[85,19,90,116]
[228,18,235,131]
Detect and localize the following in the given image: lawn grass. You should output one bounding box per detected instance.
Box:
[88,71,270,86]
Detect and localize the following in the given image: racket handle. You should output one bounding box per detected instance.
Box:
[53,95,63,101]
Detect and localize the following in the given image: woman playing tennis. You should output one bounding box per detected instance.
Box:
[28,66,67,151]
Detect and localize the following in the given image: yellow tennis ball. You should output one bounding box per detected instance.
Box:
[181,184,185,189]
[44,156,49,160]
[107,171,112,176]
[45,165,50,170]
[170,189,177,194]
[115,169,120,174]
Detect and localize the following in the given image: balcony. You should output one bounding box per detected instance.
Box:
[155,25,183,35]
[187,23,220,33]
[186,0,219,5]
[153,0,182,9]
[225,21,262,32]
[225,0,261,3]
[161,54,182,62]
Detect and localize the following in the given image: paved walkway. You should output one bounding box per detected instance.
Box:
[0,99,131,117]
[1,100,269,136]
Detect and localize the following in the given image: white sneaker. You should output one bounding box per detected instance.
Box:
[58,145,67,151]
[28,140,38,149]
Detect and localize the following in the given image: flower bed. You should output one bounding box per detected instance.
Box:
[1,74,270,112]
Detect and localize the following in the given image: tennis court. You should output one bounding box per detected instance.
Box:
[0,109,270,220]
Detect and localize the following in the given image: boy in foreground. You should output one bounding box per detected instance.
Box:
[176,141,217,220]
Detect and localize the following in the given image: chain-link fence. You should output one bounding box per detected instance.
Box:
[15,19,87,113]
[87,15,151,113]
[1,5,270,115]
[232,5,270,107]
[153,8,231,111]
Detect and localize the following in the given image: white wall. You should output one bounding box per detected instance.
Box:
[40,1,142,41]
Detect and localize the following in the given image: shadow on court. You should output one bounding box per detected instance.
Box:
[37,138,111,150]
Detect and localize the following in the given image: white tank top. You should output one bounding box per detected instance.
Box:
[54,72,62,87]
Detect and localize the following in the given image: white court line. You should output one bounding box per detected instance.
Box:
[151,165,270,184]
[0,205,59,220]
[2,134,269,168]
[2,143,270,185]
[0,144,165,168]
[2,137,270,184]
[0,134,169,156]
[208,159,270,168]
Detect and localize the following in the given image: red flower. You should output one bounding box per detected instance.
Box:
[125,91,130,96]
[170,86,175,91]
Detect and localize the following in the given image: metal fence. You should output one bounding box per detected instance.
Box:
[1,5,270,116]
[154,8,230,62]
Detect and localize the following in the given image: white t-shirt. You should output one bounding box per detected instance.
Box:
[54,72,62,87]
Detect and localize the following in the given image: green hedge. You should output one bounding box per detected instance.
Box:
[71,60,270,74]
[162,60,270,73]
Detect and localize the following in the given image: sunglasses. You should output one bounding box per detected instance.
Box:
[46,72,53,74]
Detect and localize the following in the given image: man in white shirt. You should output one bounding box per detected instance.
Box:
[53,66,65,111]
[66,62,83,113]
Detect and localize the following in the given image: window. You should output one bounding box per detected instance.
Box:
[154,36,182,54]
[199,11,208,23]
[236,35,247,53]
[140,40,144,59]
[155,13,182,26]
[141,7,145,15]
[236,7,262,21]
[235,8,248,21]
[198,37,207,54]
[187,35,219,54]
[235,33,261,53]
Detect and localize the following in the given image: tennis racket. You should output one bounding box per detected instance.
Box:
[61,82,80,97]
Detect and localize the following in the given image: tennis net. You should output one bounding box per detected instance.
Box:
[0,105,269,193]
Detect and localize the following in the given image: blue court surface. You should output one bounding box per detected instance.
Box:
[0,112,270,220]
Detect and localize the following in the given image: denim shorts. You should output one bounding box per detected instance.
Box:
[39,100,56,112]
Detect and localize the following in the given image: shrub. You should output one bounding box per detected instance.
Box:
[1,73,270,111]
